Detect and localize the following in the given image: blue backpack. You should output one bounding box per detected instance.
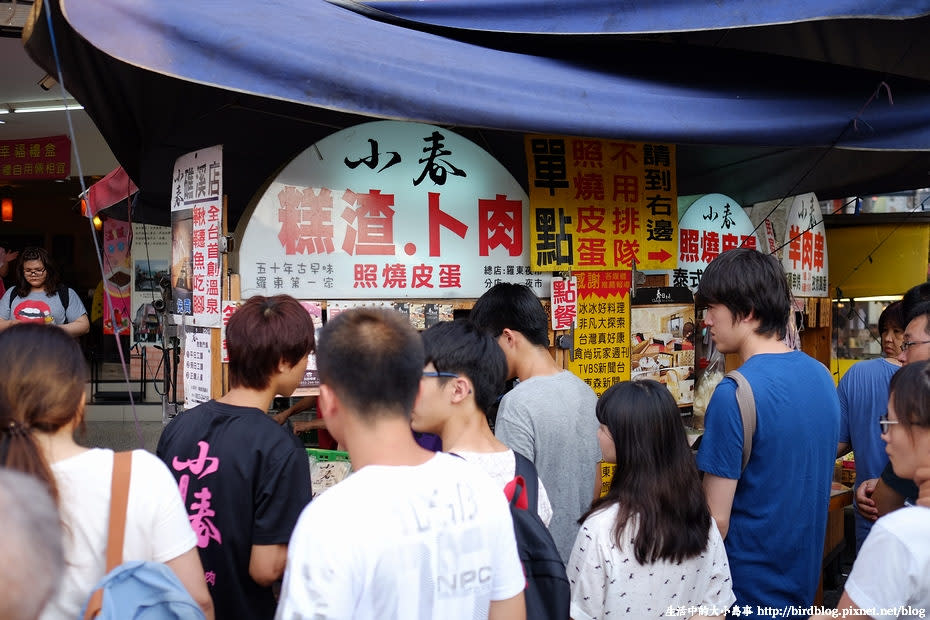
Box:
[81,452,205,620]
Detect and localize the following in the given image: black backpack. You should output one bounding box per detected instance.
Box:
[508,452,571,620]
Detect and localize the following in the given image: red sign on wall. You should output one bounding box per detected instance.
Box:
[0,135,71,180]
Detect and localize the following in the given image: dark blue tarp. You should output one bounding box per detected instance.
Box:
[22,0,930,227]
[353,0,930,33]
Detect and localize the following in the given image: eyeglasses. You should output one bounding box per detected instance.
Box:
[23,268,46,276]
[879,414,900,433]
[422,371,459,379]
[901,340,930,352]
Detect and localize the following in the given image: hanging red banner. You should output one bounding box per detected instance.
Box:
[0,135,71,180]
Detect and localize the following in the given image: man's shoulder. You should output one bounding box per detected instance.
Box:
[160,400,293,449]
[512,370,594,398]
[742,351,832,383]
[842,357,897,383]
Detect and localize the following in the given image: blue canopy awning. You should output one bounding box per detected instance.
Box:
[22,0,930,227]
[351,0,930,34]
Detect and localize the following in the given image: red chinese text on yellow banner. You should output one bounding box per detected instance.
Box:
[525,135,676,271]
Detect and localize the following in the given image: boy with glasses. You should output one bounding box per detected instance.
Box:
[412,319,553,526]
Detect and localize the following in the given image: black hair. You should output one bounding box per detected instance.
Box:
[582,380,711,565]
[316,307,424,418]
[888,359,930,430]
[15,247,61,296]
[694,248,790,340]
[421,320,507,415]
[901,282,930,324]
[878,301,905,336]
[469,282,550,347]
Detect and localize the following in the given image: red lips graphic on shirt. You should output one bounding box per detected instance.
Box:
[14,300,54,324]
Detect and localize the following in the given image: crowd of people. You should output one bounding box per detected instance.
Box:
[0,247,928,619]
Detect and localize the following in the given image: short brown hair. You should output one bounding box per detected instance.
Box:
[226,295,315,390]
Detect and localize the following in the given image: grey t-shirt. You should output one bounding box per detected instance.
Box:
[0,286,87,325]
[494,369,600,562]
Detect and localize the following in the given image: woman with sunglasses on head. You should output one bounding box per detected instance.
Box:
[813,360,930,619]
[0,246,89,337]
[568,380,735,620]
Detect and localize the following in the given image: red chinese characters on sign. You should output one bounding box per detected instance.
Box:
[342,189,396,255]
[278,186,336,255]
[191,204,222,319]
[551,277,578,330]
[352,263,463,290]
[0,135,71,180]
[273,184,520,292]
[678,228,756,264]
[787,226,825,272]
[429,192,468,256]
[527,135,676,272]
[478,194,521,257]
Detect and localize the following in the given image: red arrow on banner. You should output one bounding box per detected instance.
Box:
[647,249,673,263]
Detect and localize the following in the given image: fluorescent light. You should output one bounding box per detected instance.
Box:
[13,104,84,114]
[831,295,903,302]
[0,109,8,115]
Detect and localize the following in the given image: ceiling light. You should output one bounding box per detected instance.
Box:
[13,104,84,114]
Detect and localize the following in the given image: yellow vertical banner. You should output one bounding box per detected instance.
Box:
[567,271,632,396]
[525,135,677,271]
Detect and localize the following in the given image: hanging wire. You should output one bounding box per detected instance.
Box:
[43,2,145,448]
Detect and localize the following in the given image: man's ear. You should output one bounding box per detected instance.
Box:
[499,328,518,349]
[318,384,338,421]
[450,376,473,404]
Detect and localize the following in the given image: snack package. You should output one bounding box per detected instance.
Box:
[692,348,726,429]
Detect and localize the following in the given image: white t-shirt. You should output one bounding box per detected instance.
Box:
[844,505,930,619]
[568,505,735,620]
[41,449,196,620]
[454,449,554,526]
[277,452,525,620]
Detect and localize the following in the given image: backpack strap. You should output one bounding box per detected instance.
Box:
[725,370,756,473]
[58,286,70,313]
[513,451,539,515]
[84,451,133,620]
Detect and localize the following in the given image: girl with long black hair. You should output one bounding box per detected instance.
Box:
[568,380,735,620]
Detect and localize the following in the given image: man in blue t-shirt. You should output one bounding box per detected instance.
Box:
[836,301,903,551]
[855,300,930,520]
[695,249,840,609]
